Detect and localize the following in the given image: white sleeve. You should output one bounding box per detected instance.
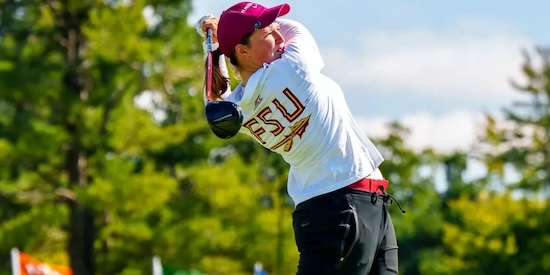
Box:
[202,41,232,102]
[278,19,324,72]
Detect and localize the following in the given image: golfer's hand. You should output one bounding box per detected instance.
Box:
[195,15,219,43]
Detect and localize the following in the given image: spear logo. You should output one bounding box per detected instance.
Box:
[270,115,311,152]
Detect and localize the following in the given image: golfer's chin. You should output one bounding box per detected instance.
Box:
[263,51,284,65]
[271,51,284,61]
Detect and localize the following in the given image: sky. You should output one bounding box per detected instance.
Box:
[187,0,549,155]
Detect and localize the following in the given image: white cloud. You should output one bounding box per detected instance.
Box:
[358,107,540,154]
[323,19,532,100]
[358,110,490,192]
[357,110,486,153]
[357,111,539,191]
[400,111,481,153]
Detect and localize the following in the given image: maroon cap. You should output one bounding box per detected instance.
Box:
[217,2,290,56]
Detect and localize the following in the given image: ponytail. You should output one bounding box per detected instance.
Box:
[204,31,253,100]
[205,48,229,100]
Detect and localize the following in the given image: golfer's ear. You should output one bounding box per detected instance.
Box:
[235,44,248,58]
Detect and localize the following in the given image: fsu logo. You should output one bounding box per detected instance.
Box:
[243,88,310,152]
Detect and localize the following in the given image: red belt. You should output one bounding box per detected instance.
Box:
[347,178,389,194]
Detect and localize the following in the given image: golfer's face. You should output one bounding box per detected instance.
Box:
[246,22,285,65]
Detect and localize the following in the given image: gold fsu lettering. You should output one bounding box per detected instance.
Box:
[243,88,310,151]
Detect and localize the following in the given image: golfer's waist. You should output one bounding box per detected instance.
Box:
[346,177,389,195]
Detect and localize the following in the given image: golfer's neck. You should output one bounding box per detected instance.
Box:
[239,64,264,88]
[239,70,253,88]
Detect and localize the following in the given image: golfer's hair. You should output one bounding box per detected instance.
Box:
[207,49,229,100]
[208,32,253,99]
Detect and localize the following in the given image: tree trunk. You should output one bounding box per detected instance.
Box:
[59,3,95,274]
[65,143,95,275]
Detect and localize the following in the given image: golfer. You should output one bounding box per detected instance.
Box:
[196,2,403,274]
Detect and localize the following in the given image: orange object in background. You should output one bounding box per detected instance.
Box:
[11,248,72,275]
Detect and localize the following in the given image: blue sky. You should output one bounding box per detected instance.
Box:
[188,0,550,153]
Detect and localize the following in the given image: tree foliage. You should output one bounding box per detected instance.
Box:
[477,48,550,193]
[433,47,550,275]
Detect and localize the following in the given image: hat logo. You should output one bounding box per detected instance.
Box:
[241,3,258,13]
[253,21,261,29]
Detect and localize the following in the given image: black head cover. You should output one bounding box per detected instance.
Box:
[205,101,244,139]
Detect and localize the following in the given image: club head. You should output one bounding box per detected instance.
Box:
[205,101,244,139]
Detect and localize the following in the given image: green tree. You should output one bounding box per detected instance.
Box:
[432,47,550,275]
[0,0,205,273]
[477,47,550,194]
[435,192,548,275]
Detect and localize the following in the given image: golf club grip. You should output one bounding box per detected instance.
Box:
[206,28,213,102]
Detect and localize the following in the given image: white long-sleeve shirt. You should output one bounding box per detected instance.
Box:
[204,19,384,205]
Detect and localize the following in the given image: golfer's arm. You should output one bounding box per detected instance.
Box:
[278,19,324,72]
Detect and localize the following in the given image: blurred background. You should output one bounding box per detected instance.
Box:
[0,0,549,274]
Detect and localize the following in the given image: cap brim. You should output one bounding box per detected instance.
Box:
[275,3,291,17]
[259,4,290,28]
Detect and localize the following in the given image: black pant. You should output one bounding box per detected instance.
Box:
[292,187,399,275]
